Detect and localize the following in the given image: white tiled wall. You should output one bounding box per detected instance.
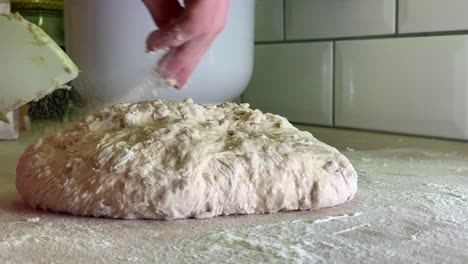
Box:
[243,42,333,126]
[249,0,468,139]
[335,36,468,139]
[285,0,395,40]
[255,0,284,41]
[399,0,468,33]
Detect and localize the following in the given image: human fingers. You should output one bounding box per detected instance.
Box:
[158,35,214,88]
[142,0,183,27]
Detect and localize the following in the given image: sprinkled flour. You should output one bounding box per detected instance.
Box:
[0,126,467,263]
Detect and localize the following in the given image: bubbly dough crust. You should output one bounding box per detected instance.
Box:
[16,99,358,220]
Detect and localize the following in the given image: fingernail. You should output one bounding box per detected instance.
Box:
[145,49,156,54]
[166,79,178,87]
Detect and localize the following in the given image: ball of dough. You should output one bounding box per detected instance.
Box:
[16,99,358,220]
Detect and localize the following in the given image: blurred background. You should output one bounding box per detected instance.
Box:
[2,0,468,141]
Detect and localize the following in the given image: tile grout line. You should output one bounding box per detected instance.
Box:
[331,41,336,127]
[283,0,287,40]
[395,0,399,34]
[255,29,468,45]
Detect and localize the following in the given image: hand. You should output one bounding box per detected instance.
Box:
[143,0,230,88]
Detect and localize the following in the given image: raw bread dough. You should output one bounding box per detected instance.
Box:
[16,99,358,220]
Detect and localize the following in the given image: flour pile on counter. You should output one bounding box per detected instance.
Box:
[16,99,357,220]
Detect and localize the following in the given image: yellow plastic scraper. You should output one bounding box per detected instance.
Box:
[0,13,79,123]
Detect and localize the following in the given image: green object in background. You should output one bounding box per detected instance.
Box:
[11,0,64,46]
[17,9,64,47]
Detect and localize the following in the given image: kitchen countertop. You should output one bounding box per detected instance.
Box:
[0,125,467,263]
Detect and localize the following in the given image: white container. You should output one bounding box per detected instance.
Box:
[0,1,9,14]
[0,110,19,140]
[64,0,255,106]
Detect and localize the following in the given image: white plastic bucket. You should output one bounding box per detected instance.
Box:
[64,0,255,106]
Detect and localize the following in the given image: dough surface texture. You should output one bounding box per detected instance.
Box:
[16,99,358,220]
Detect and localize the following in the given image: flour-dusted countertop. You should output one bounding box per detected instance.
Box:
[0,125,467,263]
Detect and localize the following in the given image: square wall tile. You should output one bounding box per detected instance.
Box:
[243,42,333,126]
[335,36,468,140]
[255,0,284,42]
[285,0,395,40]
[399,0,468,33]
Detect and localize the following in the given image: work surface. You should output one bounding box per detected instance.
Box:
[1,126,467,263]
